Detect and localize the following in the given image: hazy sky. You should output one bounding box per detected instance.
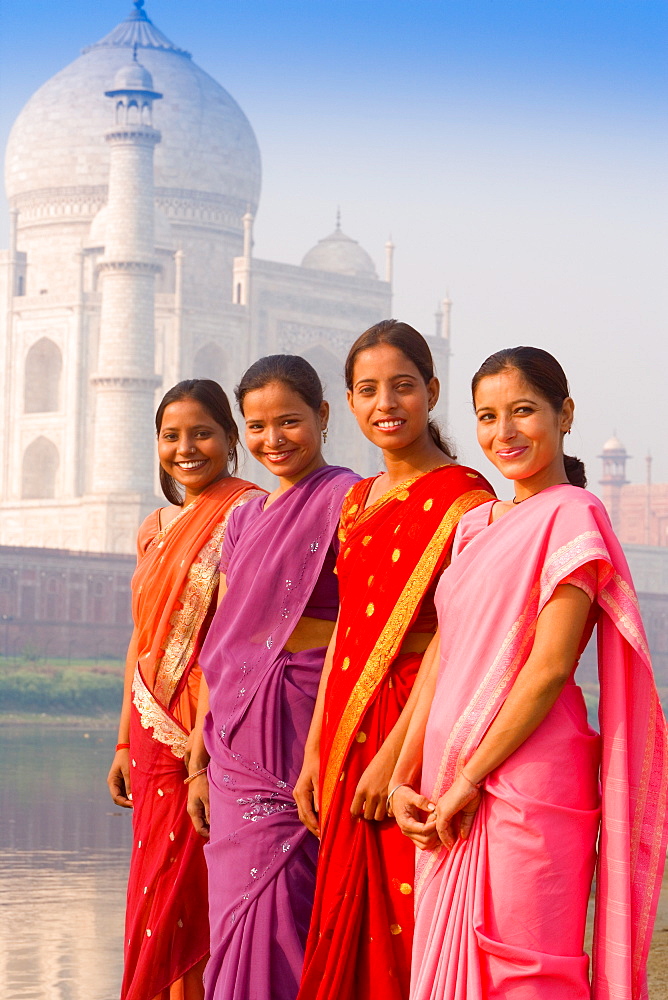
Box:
[1,0,666,495]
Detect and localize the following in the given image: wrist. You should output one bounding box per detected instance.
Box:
[189,752,210,772]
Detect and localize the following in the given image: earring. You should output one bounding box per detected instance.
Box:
[322,427,328,444]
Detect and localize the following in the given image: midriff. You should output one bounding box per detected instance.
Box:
[284,616,337,653]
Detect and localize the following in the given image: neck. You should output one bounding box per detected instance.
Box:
[381,432,449,486]
[182,469,230,507]
[275,454,327,494]
[512,458,569,503]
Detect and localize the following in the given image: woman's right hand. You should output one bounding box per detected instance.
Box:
[107,749,133,809]
[187,774,211,839]
[293,750,321,838]
[391,785,438,850]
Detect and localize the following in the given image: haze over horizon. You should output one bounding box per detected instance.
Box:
[1,0,665,496]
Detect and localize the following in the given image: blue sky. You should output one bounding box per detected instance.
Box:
[1,1,666,492]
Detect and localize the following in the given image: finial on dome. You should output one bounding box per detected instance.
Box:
[336,207,341,231]
[134,0,145,11]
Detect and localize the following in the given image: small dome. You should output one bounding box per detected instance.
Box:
[602,434,626,453]
[110,60,156,93]
[302,223,377,279]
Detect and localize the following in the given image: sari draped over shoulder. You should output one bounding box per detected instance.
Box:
[199,465,359,1000]
[298,465,495,1000]
[124,476,263,1000]
[413,485,668,1000]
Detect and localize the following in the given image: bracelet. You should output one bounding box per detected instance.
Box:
[183,767,208,785]
[386,782,413,812]
[459,767,483,792]
[115,743,130,751]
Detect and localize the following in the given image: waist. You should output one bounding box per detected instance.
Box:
[399,631,435,654]
[284,615,336,653]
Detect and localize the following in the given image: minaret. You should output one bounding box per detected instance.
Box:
[384,236,395,286]
[89,53,162,498]
[598,434,630,532]
[435,294,452,418]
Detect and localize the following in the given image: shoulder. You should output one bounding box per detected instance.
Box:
[136,509,162,554]
[543,485,611,525]
[435,463,495,495]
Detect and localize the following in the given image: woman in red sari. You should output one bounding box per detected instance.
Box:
[294,321,495,1000]
[107,379,263,1000]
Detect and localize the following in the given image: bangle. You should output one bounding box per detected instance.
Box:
[386,782,413,812]
[115,743,130,751]
[459,767,483,792]
[183,767,208,785]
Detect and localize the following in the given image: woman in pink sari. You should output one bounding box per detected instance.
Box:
[390,347,668,1000]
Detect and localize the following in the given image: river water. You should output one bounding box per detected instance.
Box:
[0,726,132,1000]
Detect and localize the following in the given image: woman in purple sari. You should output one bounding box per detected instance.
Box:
[187,355,358,1000]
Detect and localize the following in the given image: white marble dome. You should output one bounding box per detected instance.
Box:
[4,2,261,219]
[302,222,378,278]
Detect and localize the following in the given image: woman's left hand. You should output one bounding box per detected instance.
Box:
[350,747,395,821]
[433,774,482,849]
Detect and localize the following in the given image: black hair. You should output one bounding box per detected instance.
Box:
[235,354,324,414]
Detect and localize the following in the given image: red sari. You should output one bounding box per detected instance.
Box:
[298,465,494,1000]
[124,476,263,1000]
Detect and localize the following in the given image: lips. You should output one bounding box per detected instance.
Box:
[176,459,208,470]
[375,419,406,431]
[496,447,528,460]
[264,450,296,463]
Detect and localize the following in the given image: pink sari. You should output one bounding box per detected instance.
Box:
[413,485,667,1000]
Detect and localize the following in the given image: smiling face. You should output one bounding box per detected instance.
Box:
[474,367,573,486]
[158,397,233,503]
[242,381,328,484]
[347,343,439,453]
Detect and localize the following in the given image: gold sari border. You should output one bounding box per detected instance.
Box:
[132,665,189,759]
[321,488,493,820]
[153,490,264,707]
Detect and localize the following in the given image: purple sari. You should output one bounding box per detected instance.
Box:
[200,465,359,1000]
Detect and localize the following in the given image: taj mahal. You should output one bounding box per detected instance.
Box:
[0,1,451,555]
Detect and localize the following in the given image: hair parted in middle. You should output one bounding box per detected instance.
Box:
[235,354,324,415]
[344,318,456,459]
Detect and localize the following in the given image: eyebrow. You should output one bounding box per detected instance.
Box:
[475,397,538,414]
[245,412,302,422]
[161,423,215,432]
[353,373,416,388]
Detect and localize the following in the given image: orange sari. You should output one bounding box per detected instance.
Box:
[124,476,263,1000]
[298,465,494,1000]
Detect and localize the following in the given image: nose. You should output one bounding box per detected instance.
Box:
[496,415,517,442]
[375,384,397,412]
[177,436,197,455]
[266,426,285,448]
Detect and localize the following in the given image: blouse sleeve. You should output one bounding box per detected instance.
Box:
[560,563,597,602]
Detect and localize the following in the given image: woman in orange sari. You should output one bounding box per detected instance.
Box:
[294,321,495,1000]
[107,379,263,1000]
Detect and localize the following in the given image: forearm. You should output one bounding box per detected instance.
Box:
[463,584,591,785]
[389,632,442,787]
[188,673,210,772]
[303,619,339,756]
[117,627,138,743]
[463,662,570,784]
[379,632,441,771]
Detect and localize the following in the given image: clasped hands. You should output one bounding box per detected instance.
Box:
[390,775,482,851]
